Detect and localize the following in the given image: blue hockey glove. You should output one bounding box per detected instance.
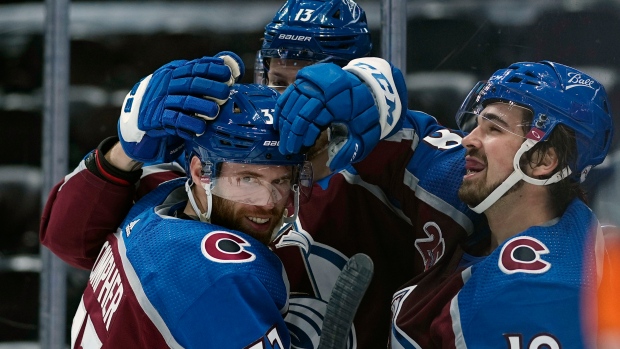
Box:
[274,58,407,171]
[118,51,245,163]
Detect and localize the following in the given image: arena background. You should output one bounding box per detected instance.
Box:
[0,0,618,347]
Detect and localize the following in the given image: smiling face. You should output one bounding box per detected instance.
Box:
[188,157,295,245]
[458,102,532,208]
[210,162,294,245]
[210,194,285,246]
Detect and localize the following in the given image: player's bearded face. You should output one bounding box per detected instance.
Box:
[458,102,529,207]
[210,195,286,245]
[304,131,330,180]
[208,163,294,245]
[457,147,523,206]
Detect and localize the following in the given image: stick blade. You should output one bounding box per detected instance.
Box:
[319,253,374,349]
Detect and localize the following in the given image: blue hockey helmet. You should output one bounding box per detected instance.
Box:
[256,0,372,84]
[456,61,614,181]
[262,0,372,64]
[185,83,312,208]
[186,83,305,168]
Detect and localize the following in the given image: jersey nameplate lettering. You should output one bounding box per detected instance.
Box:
[89,241,124,328]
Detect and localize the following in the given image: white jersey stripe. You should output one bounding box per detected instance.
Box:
[114,229,184,349]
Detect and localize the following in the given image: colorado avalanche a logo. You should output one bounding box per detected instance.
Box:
[201,231,256,263]
[414,222,445,270]
[498,236,551,274]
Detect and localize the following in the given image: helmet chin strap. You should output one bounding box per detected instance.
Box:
[185,179,213,223]
[470,138,572,214]
[270,184,301,242]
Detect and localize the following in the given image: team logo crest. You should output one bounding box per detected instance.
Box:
[201,231,256,263]
[498,236,551,274]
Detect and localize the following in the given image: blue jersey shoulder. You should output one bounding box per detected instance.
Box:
[403,109,481,232]
[456,199,597,347]
[116,180,290,347]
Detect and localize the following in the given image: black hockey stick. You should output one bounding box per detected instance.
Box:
[318,253,374,349]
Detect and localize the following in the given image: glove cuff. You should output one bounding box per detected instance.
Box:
[344,57,404,139]
[85,136,143,186]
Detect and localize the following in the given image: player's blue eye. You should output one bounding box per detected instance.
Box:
[241,176,259,184]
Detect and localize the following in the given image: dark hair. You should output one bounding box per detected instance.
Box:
[524,124,585,215]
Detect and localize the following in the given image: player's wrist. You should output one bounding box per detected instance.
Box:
[104,137,143,172]
[85,136,143,186]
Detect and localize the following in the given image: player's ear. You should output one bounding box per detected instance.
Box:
[531,147,559,178]
[189,155,203,184]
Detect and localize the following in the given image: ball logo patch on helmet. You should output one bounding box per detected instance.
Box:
[498,236,551,274]
[263,140,280,147]
[566,72,596,90]
[201,231,256,263]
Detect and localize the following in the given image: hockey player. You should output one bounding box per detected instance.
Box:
[273,56,490,345]
[388,61,613,348]
[256,0,371,181]
[117,52,488,348]
[63,83,311,348]
[255,5,428,348]
[274,59,614,347]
